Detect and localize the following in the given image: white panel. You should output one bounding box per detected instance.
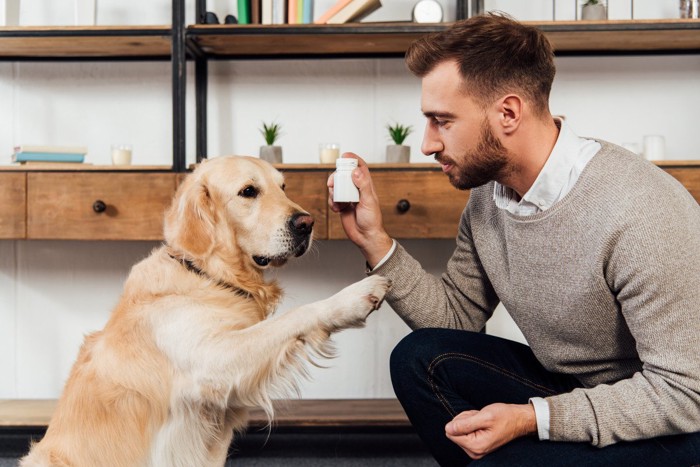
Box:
[10,62,173,167]
[15,241,157,398]
[0,241,18,397]
[552,55,700,160]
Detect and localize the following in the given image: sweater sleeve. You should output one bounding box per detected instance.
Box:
[546,169,700,446]
[369,205,499,331]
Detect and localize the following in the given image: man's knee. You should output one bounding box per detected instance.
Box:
[390,328,435,388]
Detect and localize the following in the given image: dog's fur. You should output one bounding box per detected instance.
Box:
[21,156,390,467]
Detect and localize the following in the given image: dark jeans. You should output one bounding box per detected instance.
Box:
[390,328,700,466]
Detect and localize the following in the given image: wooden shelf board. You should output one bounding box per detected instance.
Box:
[0,26,172,59]
[0,398,409,429]
[189,20,700,57]
[0,164,172,172]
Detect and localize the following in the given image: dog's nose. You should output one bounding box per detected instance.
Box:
[289,212,314,236]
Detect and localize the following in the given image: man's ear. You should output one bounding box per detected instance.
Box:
[164,174,216,257]
[496,94,523,136]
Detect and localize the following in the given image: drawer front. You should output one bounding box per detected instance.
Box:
[28,173,176,240]
[0,173,26,239]
[329,170,469,239]
[663,167,700,204]
[280,170,329,240]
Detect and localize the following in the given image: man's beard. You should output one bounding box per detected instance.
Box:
[435,119,509,190]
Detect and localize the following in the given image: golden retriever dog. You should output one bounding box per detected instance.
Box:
[21,155,390,467]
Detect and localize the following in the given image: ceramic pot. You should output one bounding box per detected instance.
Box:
[386,145,410,163]
[581,4,606,20]
[260,145,282,164]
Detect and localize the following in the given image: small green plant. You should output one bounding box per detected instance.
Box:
[260,122,282,146]
[583,0,601,5]
[386,123,413,145]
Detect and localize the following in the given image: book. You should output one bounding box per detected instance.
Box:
[12,152,85,163]
[13,145,87,155]
[302,0,313,23]
[326,0,382,24]
[314,0,353,24]
[297,0,304,23]
[272,0,286,24]
[262,0,272,24]
[238,0,251,24]
[17,161,92,169]
[288,0,297,23]
[251,0,261,24]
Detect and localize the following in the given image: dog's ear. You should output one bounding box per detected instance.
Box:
[164,175,216,257]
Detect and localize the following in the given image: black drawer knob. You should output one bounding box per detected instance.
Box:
[93,200,107,213]
[396,199,411,214]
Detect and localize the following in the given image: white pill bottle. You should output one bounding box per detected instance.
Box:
[333,158,360,203]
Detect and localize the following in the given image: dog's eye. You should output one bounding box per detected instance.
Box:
[281,184,286,191]
[239,185,258,198]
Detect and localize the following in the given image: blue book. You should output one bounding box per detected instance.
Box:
[13,152,85,163]
[302,0,313,23]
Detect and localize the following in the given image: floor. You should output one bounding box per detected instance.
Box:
[0,430,438,466]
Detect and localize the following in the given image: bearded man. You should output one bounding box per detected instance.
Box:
[327,13,700,467]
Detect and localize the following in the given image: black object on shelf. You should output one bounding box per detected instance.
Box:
[225,14,238,24]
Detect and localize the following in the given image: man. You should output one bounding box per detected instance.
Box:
[328,13,700,466]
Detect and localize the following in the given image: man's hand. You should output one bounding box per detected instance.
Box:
[445,403,537,460]
[327,153,393,268]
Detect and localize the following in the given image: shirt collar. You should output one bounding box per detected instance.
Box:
[493,118,582,214]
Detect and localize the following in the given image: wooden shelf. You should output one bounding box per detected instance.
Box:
[188,19,700,58]
[0,26,172,59]
[1,20,697,60]
[0,399,410,430]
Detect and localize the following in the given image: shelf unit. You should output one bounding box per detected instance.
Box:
[1,5,699,168]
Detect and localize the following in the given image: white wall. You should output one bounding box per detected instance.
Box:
[1,0,698,399]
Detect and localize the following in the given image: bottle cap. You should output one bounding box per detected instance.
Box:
[336,158,358,169]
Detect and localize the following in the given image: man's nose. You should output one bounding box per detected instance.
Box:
[421,125,443,156]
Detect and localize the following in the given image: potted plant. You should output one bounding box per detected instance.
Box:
[386,123,413,163]
[259,121,283,164]
[581,0,606,20]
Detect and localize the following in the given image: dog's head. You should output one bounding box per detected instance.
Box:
[164,156,314,271]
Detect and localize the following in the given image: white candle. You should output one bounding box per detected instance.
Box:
[111,144,132,165]
[319,144,340,164]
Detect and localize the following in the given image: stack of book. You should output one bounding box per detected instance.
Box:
[12,145,88,167]
[236,0,381,24]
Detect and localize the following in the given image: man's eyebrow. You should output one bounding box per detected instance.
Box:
[423,111,456,119]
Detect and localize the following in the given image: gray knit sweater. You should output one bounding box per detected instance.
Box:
[373,142,700,447]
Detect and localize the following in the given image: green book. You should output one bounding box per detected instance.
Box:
[238,0,251,24]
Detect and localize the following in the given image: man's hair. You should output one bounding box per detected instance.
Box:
[406,13,555,116]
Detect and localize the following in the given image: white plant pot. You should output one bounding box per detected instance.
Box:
[260,145,282,164]
[581,4,607,20]
[1,0,20,26]
[74,0,96,25]
[386,145,410,163]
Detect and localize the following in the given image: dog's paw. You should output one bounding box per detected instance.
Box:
[324,276,391,330]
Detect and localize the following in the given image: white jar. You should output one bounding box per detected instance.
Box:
[333,158,360,203]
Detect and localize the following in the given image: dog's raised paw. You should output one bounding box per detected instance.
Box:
[324,276,391,330]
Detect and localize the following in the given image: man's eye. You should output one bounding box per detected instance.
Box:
[434,118,448,127]
[239,185,258,198]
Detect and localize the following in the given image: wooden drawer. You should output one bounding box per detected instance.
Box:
[663,167,700,204]
[0,173,26,239]
[27,173,176,240]
[279,170,329,240]
[329,170,469,239]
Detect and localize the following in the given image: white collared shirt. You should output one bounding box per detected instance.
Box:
[493,118,600,216]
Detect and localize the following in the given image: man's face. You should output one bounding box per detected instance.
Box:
[420,60,509,190]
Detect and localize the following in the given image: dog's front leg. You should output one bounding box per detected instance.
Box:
[198,275,391,407]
